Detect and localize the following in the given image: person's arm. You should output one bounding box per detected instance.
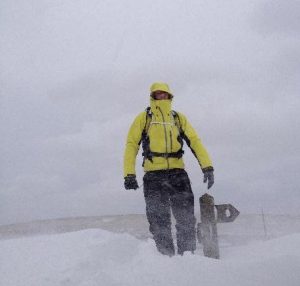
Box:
[177,112,214,189]
[123,112,146,177]
[177,112,213,171]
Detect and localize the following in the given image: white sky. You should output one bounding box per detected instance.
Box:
[1,0,300,224]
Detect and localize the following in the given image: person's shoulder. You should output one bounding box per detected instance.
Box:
[136,109,148,118]
[132,110,148,124]
[172,110,187,121]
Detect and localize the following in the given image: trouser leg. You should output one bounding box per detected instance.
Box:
[143,173,175,256]
[169,171,196,255]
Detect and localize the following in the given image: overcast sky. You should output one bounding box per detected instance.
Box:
[1,0,300,225]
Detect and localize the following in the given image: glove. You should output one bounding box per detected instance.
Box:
[203,167,214,189]
[124,174,139,190]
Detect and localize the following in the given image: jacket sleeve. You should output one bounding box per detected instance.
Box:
[123,112,146,177]
[177,112,213,172]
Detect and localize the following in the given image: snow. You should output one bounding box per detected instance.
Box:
[1,215,300,286]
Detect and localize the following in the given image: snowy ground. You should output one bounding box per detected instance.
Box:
[1,214,300,286]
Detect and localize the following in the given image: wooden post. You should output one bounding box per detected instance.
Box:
[198,193,220,259]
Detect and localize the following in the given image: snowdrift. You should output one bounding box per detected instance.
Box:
[1,215,300,286]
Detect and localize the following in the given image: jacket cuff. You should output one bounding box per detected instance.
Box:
[124,174,136,179]
[202,166,214,173]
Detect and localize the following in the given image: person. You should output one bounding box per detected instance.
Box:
[123,82,214,256]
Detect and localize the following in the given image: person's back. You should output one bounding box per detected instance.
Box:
[123,82,214,256]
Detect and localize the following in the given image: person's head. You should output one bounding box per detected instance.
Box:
[150,82,173,100]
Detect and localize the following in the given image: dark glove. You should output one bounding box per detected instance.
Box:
[124,174,139,190]
[203,167,214,189]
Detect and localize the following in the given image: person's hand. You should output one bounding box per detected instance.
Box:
[124,174,139,190]
[203,168,214,189]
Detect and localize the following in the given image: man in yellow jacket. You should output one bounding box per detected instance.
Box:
[123,82,214,256]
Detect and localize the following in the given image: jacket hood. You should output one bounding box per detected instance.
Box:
[150,82,173,97]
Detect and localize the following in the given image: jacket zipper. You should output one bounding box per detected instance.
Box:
[157,107,169,169]
[170,130,173,152]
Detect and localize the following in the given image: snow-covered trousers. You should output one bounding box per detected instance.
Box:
[143,168,196,256]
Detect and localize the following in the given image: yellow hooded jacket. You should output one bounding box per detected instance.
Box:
[123,97,213,176]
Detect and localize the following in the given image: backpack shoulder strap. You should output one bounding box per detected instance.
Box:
[143,107,152,135]
[171,110,183,134]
